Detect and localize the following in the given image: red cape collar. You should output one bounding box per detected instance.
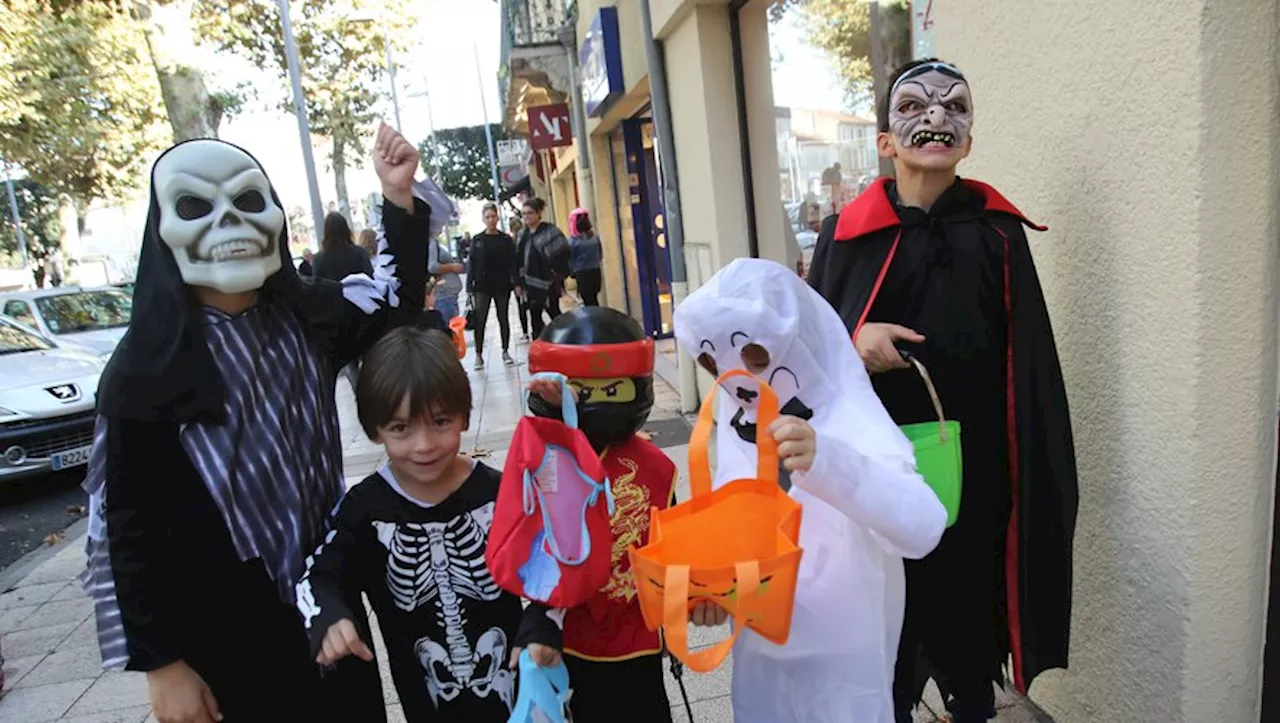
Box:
[833,177,1048,241]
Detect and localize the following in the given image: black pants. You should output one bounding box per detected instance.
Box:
[574,268,602,306]
[179,566,384,723]
[528,290,551,339]
[564,653,671,723]
[472,289,512,356]
[516,295,531,337]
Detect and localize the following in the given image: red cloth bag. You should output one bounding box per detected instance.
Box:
[486,372,615,609]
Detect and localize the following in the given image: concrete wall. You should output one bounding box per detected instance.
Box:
[935,1,1280,720]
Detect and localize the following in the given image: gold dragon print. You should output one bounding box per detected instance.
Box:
[599,456,650,602]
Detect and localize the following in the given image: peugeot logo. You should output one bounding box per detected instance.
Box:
[45,384,79,402]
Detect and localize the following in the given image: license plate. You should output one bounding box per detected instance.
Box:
[51,445,92,471]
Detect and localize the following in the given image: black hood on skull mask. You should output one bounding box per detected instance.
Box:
[97,139,313,424]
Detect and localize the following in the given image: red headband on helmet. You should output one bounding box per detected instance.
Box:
[528,339,655,378]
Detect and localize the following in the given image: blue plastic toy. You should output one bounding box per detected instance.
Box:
[508,648,573,723]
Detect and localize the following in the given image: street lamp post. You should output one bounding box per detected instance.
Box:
[276,0,326,243]
[474,42,502,207]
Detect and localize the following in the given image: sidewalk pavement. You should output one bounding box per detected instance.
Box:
[0,303,1048,722]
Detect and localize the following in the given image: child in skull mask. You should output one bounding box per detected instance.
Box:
[808,59,1078,722]
[81,124,443,722]
[525,306,682,722]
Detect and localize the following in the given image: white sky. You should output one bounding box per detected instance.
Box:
[769,11,850,114]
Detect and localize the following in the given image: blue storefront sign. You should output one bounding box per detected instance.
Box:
[580,7,624,117]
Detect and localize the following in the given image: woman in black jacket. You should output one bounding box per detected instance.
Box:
[466,202,518,369]
[312,212,374,386]
[515,198,569,339]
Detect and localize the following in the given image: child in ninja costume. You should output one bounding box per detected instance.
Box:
[808,59,1078,722]
[525,306,680,722]
[80,124,447,722]
[674,257,948,723]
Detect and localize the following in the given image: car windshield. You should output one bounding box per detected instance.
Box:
[34,289,133,334]
[0,318,54,355]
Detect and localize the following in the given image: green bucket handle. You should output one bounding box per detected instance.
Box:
[900,351,949,443]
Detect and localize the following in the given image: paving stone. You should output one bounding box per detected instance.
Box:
[16,558,87,589]
[663,652,733,706]
[19,598,93,631]
[669,693,734,723]
[0,581,66,611]
[57,617,99,652]
[19,645,103,688]
[50,582,89,602]
[58,705,151,722]
[385,703,407,723]
[64,672,149,717]
[0,678,94,722]
[1,653,46,690]
[2,621,77,658]
[0,603,38,633]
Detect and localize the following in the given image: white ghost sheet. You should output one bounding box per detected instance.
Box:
[673,258,946,723]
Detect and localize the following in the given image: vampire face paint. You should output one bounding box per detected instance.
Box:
[888,64,973,158]
[152,140,285,294]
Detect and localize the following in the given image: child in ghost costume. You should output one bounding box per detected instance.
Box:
[673,258,948,723]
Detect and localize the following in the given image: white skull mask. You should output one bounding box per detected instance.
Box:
[152,140,284,294]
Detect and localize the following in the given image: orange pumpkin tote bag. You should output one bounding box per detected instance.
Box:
[628,370,804,673]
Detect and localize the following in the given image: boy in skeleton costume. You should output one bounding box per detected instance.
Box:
[81,125,442,722]
[808,59,1078,722]
[297,327,563,722]
[674,258,947,723]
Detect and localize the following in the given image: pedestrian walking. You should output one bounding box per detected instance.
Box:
[567,208,603,306]
[514,198,569,339]
[466,201,518,369]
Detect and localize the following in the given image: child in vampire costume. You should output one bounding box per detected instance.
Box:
[807,59,1078,722]
[674,257,947,723]
[79,133,446,721]
[526,307,678,722]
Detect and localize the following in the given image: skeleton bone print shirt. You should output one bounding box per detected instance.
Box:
[297,461,562,722]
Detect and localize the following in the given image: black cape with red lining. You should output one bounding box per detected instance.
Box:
[808,177,1077,701]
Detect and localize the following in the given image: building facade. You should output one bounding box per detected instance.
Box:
[504,2,1280,719]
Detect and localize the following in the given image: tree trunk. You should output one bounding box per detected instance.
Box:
[333,138,351,225]
[135,1,221,142]
[57,196,81,261]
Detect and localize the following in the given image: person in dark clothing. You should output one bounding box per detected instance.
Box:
[467,202,518,369]
[297,326,563,722]
[80,125,433,723]
[313,212,375,388]
[514,198,569,339]
[297,248,314,277]
[807,59,1078,723]
[508,216,532,342]
[416,279,448,334]
[567,208,603,306]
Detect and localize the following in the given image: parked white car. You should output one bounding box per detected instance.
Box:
[0,286,132,357]
[0,315,104,481]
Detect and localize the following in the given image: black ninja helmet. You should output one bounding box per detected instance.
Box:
[527,307,655,451]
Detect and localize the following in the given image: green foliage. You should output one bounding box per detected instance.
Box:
[419,124,506,202]
[193,0,413,171]
[0,177,60,268]
[770,0,911,112]
[0,0,167,209]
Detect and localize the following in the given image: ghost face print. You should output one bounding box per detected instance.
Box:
[152,140,285,294]
[696,332,814,446]
[881,63,974,171]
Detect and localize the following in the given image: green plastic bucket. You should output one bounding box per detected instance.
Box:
[898,355,962,528]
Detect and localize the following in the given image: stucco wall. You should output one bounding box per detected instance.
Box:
[935,1,1279,720]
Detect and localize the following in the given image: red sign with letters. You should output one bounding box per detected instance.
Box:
[528,103,573,151]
